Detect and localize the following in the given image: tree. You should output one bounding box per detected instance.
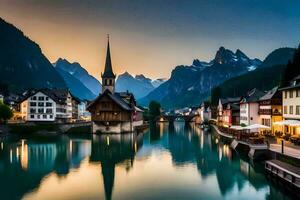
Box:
[211,86,222,107]
[281,44,300,86]
[148,101,161,121]
[0,103,13,123]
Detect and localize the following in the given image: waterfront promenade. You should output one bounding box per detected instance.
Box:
[270,143,300,160]
[212,124,300,161]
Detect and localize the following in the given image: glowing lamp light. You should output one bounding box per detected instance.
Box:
[106,136,110,146]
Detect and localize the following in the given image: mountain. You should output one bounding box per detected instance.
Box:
[139,47,262,109]
[151,78,167,88]
[0,18,66,92]
[215,47,296,98]
[260,47,295,67]
[116,72,156,99]
[55,67,96,100]
[54,58,101,95]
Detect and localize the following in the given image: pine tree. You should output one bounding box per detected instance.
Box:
[281,44,300,86]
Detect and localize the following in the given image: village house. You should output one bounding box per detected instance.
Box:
[217,97,241,127]
[87,38,143,134]
[19,88,79,122]
[197,102,211,123]
[279,75,300,135]
[239,88,265,126]
[258,86,282,134]
[78,101,91,121]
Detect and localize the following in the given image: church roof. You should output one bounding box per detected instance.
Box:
[102,38,116,78]
[87,90,135,111]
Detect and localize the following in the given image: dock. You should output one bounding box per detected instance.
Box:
[265,159,300,188]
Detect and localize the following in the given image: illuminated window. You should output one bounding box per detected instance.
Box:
[284,106,287,114]
[290,106,293,114]
[296,106,300,115]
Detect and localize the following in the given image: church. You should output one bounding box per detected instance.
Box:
[87,37,143,134]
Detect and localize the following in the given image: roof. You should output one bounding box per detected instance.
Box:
[241,88,265,103]
[220,97,241,105]
[19,88,73,105]
[87,90,135,111]
[279,75,300,91]
[259,86,279,101]
[102,39,116,78]
[279,83,300,91]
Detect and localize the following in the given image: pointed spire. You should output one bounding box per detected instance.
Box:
[102,34,116,78]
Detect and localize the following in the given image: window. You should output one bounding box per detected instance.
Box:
[30,115,34,119]
[46,102,52,107]
[109,79,112,85]
[284,91,287,99]
[38,102,44,107]
[38,96,44,101]
[289,90,293,98]
[50,115,53,119]
[31,96,37,100]
[37,115,40,119]
[30,108,36,113]
[46,108,52,114]
[43,115,47,119]
[284,106,287,114]
[46,97,49,101]
[290,106,293,114]
[38,108,44,113]
[296,106,300,115]
[30,102,37,106]
[297,90,300,97]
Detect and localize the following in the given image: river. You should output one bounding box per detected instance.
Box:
[0,122,295,200]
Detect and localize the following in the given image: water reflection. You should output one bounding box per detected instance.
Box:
[0,123,295,200]
[90,134,143,200]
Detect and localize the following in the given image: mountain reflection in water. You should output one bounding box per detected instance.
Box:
[0,122,294,200]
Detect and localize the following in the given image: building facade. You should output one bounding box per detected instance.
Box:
[240,89,264,126]
[258,86,282,134]
[87,38,143,134]
[19,89,79,122]
[280,76,300,135]
[217,97,240,126]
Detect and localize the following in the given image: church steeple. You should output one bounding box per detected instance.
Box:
[101,35,116,93]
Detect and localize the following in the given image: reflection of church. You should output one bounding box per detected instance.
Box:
[89,133,143,200]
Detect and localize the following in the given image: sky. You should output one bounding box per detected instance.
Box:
[0,0,299,80]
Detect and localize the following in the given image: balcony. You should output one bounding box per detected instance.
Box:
[258,109,282,116]
[258,109,271,115]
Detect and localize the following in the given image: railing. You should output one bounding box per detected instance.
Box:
[258,109,282,116]
[217,125,265,145]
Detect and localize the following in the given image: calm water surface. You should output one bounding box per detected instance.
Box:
[0,122,295,200]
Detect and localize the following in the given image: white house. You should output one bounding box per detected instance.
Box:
[280,76,300,135]
[239,88,265,126]
[19,89,78,122]
[78,101,91,121]
[198,102,211,123]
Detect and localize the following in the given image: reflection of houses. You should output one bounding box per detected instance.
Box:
[90,134,143,200]
[87,38,143,134]
[217,97,241,126]
[0,137,90,200]
[280,76,300,135]
[258,86,282,134]
[19,89,80,122]
[239,89,265,126]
